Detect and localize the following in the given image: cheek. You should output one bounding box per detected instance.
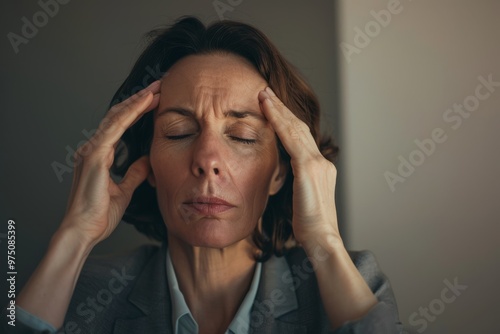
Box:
[232,146,279,204]
[149,142,188,195]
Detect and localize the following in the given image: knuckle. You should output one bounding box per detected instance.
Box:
[108,113,121,126]
[291,119,303,133]
[108,95,137,117]
[127,161,143,176]
[101,113,122,133]
[298,120,311,133]
[75,142,92,158]
[109,104,120,113]
[324,159,337,175]
[288,126,301,140]
[305,155,333,172]
[99,117,113,132]
[271,96,284,108]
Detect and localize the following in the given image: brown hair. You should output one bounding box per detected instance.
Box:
[110,16,338,261]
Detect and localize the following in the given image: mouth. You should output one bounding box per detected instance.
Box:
[182,196,235,215]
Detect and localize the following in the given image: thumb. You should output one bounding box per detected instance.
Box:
[118,155,151,198]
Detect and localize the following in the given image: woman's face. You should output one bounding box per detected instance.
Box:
[148,53,285,249]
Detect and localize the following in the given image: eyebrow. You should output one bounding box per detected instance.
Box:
[157,107,266,122]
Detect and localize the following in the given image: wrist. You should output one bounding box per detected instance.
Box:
[51,225,96,258]
[299,228,345,256]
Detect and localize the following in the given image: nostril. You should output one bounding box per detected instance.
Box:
[214,168,219,175]
[198,167,204,175]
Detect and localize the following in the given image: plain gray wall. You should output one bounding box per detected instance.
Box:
[340,0,500,333]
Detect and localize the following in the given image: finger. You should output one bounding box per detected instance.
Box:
[66,158,81,212]
[66,141,91,211]
[258,88,320,161]
[97,80,161,148]
[131,92,160,126]
[263,87,319,149]
[109,92,162,153]
[106,79,161,121]
[146,92,161,112]
[117,155,151,200]
[107,80,162,119]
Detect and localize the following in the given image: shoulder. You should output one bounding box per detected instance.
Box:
[76,243,162,297]
[62,244,161,333]
[278,247,400,333]
[79,243,160,280]
[74,243,160,295]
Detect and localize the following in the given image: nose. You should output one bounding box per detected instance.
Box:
[191,129,224,178]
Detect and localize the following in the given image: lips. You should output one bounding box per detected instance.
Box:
[183,196,235,215]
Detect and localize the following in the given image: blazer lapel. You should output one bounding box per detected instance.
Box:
[112,245,307,334]
[113,242,173,334]
[252,254,306,334]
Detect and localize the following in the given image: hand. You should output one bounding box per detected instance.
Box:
[59,80,161,247]
[258,87,377,328]
[258,87,341,249]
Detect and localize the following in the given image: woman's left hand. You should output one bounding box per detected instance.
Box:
[259,87,379,330]
[258,87,341,250]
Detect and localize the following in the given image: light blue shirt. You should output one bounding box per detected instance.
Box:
[166,249,262,334]
[15,305,58,333]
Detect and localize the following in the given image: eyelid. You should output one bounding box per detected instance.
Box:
[160,121,260,144]
[164,133,257,146]
[160,119,197,135]
[166,134,193,140]
[226,122,259,136]
[229,136,257,145]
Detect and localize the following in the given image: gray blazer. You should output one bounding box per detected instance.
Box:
[12,243,402,334]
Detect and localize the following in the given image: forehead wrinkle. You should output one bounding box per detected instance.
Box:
[190,85,229,120]
[160,53,268,122]
[192,82,264,122]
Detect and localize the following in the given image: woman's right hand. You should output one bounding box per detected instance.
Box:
[59,80,161,248]
[15,80,162,330]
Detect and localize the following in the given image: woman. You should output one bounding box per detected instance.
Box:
[13,17,402,333]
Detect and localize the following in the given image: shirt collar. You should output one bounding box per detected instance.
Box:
[166,248,262,334]
[166,249,198,333]
[228,255,262,333]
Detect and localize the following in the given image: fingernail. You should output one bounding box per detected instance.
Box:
[145,80,161,90]
[150,79,162,86]
[138,81,160,96]
[260,90,272,103]
[265,86,276,97]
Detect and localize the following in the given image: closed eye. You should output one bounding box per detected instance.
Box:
[165,134,192,140]
[230,136,256,145]
[165,134,256,145]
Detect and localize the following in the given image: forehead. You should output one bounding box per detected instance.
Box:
[159,53,267,107]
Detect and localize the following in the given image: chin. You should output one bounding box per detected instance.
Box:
[179,219,252,249]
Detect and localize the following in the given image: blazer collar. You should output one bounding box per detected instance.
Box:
[113,244,304,334]
[257,252,299,317]
[251,253,306,333]
[113,242,172,334]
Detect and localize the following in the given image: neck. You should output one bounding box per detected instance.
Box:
[168,235,258,333]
